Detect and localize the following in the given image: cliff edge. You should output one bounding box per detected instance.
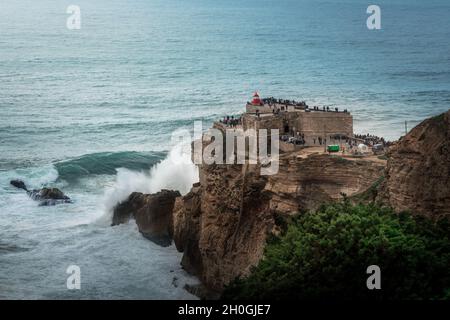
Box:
[112,190,180,246]
[378,110,450,219]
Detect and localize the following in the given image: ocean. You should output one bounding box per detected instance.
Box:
[0,0,449,298]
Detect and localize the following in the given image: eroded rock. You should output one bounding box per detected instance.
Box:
[10,180,72,206]
[172,152,385,292]
[10,179,27,191]
[378,110,450,218]
[112,189,181,246]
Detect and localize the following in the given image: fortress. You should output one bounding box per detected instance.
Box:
[216,92,354,153]
[243,93,353,143]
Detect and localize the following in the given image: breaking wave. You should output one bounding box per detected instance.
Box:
[1,164,59,190]
[54,151,166,182]
[101,143,199,221]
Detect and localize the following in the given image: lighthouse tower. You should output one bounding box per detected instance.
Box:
[251,92,262,106]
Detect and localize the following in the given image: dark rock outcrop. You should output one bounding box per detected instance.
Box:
[10,179,28,191]
[112,189,181,246]
[10,180,72,206]
[378,110,450,219]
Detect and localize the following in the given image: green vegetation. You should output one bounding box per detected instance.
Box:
[430,112,447,132]
[350,176,384,202]
[431,112,445,123]
[222,202,450,300]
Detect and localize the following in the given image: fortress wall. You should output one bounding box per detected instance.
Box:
[246,104,296,114]
[242,114,285,132]
[296,112,353,138]
[242,111,353,141]
[246,104,273,114]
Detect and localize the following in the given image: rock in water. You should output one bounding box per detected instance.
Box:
[29,188,69,200]
[10,179,28,191]
[28,188,72,206]
[112,189,181,247]
[10,180,72,206]
[378,110,450,218]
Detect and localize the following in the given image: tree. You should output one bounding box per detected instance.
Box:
[222,202,450,300]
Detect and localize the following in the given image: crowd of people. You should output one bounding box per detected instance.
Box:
[220,115,242,127]
[257,97,349,114]
[262,97,307,107]
[354,133,392,147]
[309,106,348,113]
[277,131,392,156]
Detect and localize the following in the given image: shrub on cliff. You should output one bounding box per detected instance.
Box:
[222,202,450,300]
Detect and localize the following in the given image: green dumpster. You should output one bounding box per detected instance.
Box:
[327,145,340,152]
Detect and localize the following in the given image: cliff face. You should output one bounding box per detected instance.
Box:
[111,110,450,295]
[172,152,385,292]
[112,190,180,246]
[265,154,384,214]
[173,163,273,292]
[378,110,450,219]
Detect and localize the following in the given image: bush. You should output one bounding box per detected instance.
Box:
[222,202,450,300]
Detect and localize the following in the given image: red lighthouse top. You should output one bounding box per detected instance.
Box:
[251,92,262,105]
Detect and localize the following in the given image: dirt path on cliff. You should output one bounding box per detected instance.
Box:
[293,147,387,165]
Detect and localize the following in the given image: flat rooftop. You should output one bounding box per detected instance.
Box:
[246,97,350,114]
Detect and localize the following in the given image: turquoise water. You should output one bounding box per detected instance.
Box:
[0,0,449,298]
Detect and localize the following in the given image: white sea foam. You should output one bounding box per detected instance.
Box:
[1,165,60,191]
[147,142,199,195]
[101,143,199,223]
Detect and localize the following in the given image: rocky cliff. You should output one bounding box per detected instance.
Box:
[111,110,449,295]
[112,190,180,246]
[378,110,450,219]
[172,152,385,292]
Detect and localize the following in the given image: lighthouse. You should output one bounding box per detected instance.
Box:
[251,92,262,106]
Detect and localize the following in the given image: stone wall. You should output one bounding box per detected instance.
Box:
[279,140,303,153]
[245,103,296,114]
[242,111,353,141]
[242,113,284,132]
[295,111,353,138]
